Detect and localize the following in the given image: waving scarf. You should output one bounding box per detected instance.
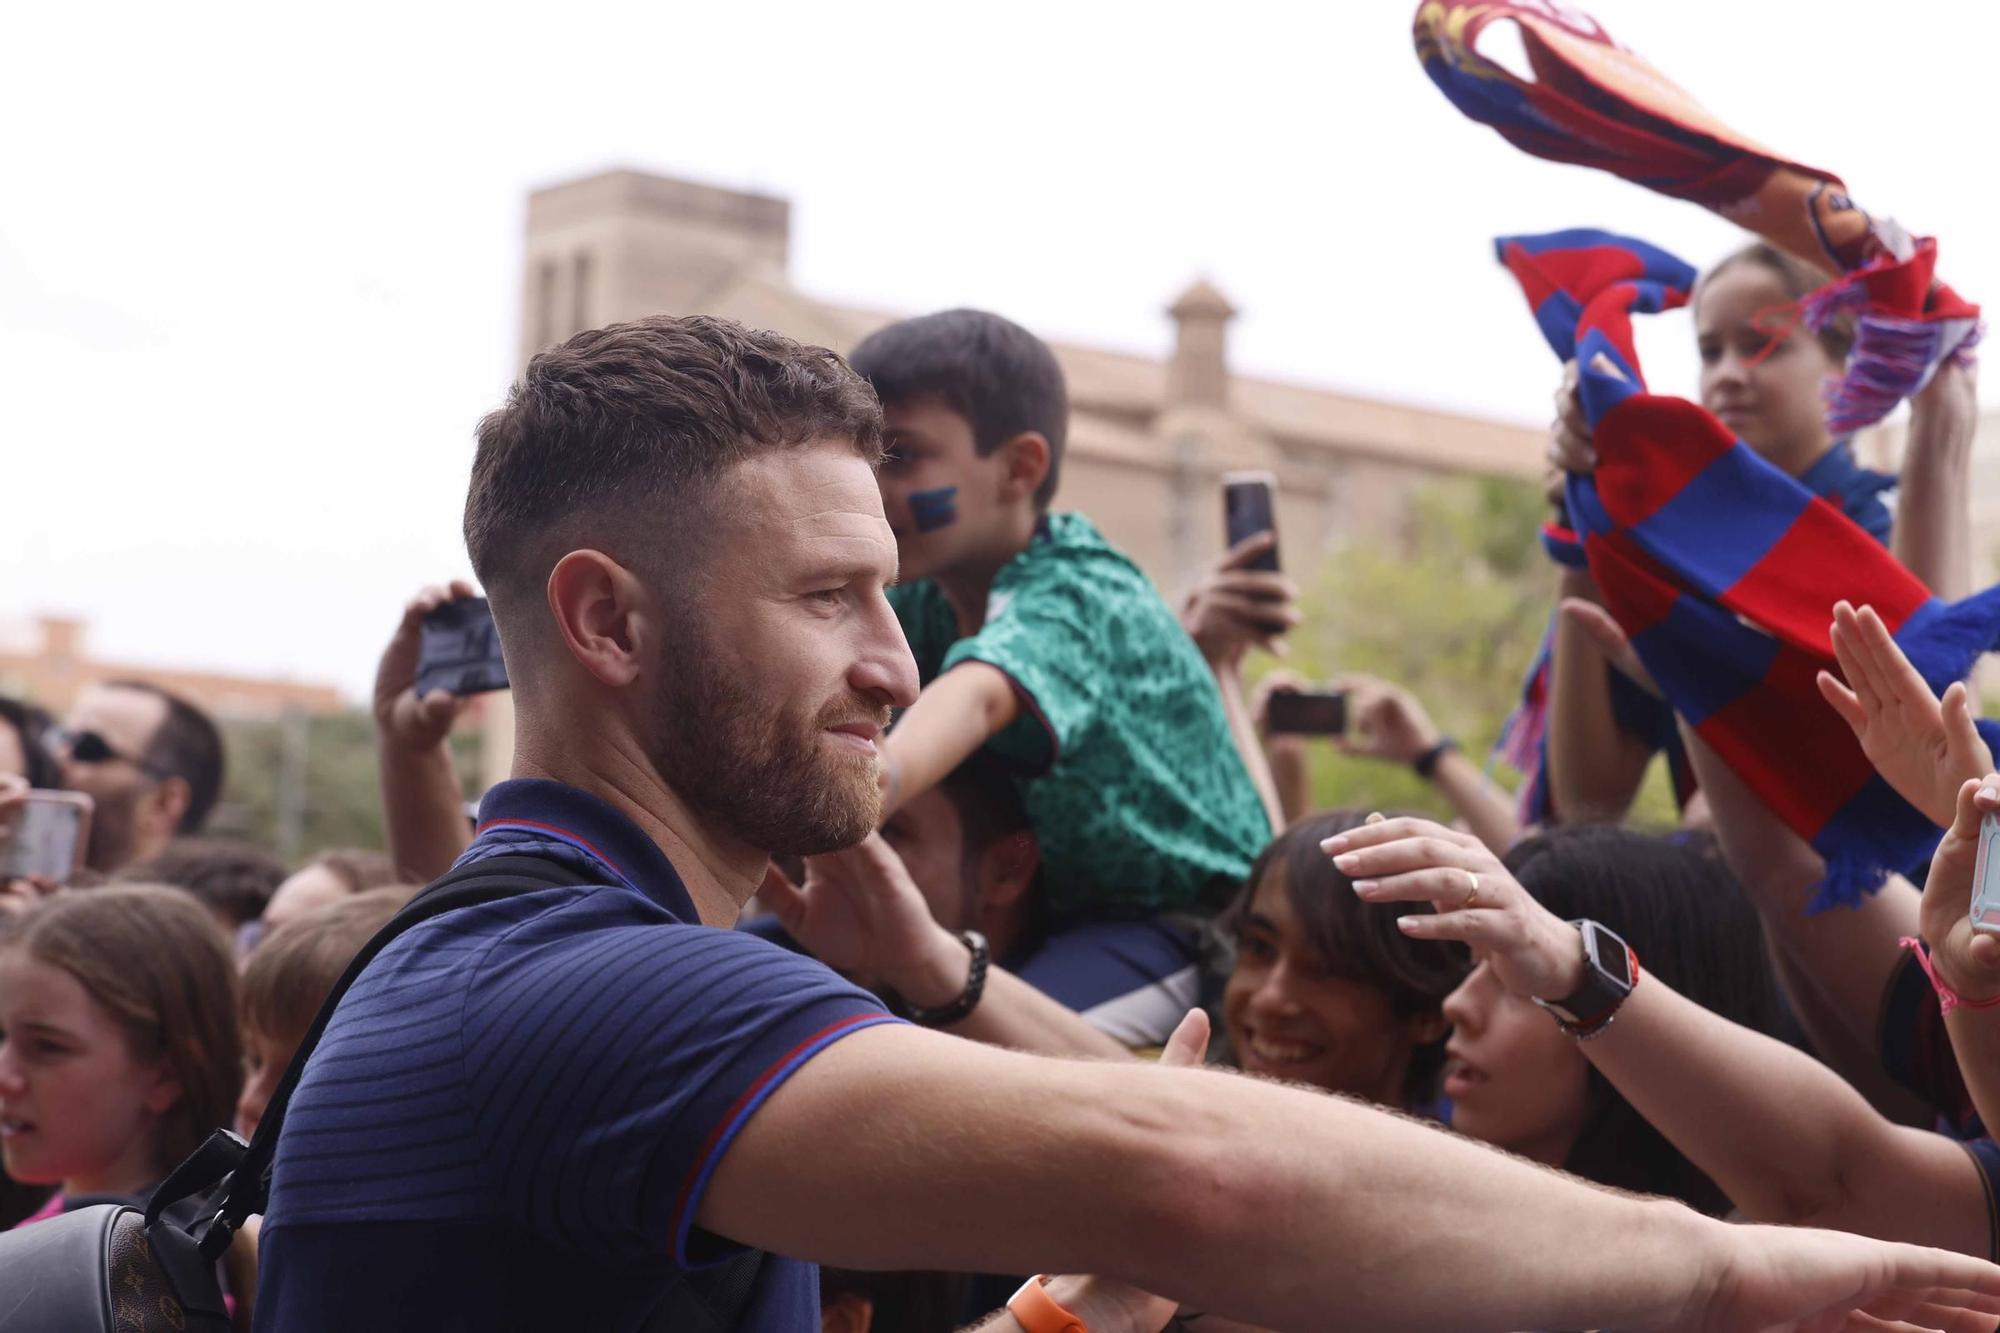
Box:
[1499,229,2000,905]
[1413,1,1980,430]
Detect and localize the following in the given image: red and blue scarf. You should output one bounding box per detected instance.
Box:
[1497,229,2000,905]
[1412,1,1979,430]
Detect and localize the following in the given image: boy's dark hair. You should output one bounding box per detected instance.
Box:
[464,314,884,607]
[1506,826,1784,1216]
[105,679,225,833]
[120,835,288,929]
[936,754,1031,877]
[0,695,61,789]
[1223,810,1470,1106]
[847,309,1068,509]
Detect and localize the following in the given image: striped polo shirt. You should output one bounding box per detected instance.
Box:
[254,779,897,1332]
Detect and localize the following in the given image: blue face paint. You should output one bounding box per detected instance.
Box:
[908,485,959,533]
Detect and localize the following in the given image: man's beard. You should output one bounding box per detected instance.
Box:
[648,641,887,858]
[84,784,145,873]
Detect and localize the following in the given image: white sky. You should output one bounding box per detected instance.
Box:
[6,0,1996,701]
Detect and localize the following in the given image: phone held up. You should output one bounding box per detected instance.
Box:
[0,790,94,884]
[1222,470,1281,572]
[1971,811,2000,936]
[1266,689,1348,737]
[416,597,511,699]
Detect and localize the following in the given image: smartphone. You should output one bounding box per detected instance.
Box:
[0,790,94,883]
[415,597,510,698]
[1266,689,1348,736]
[1972,811,2000,936]
[1223,471,1281,573]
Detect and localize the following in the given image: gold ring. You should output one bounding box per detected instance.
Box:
[1461,870,1481,910]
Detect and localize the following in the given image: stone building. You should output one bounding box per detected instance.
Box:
[475,167,1554,783]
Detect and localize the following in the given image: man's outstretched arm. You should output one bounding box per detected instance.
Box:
[703,1021,2000,1333]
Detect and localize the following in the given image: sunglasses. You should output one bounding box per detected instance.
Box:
[52,726,175,779]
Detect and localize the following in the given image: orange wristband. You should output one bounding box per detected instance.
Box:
[1008,1276,1088,1333]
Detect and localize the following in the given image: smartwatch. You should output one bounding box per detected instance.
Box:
[1532,919,1638,1038]
[1009,1276,1088,1333]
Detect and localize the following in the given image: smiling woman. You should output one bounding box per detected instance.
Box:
[1220,810,1468,1111]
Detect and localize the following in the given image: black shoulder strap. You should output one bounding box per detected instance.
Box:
[155,853,593,1251]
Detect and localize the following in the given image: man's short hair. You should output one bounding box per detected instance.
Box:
[120,836,286,929]
[463,315,885,603]
[935,754,1031,872]
[105,679,225,833]
[847,309,1069,509]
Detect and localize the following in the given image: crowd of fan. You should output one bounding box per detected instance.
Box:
[2,250,1999,1332]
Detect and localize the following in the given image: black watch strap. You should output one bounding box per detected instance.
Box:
[1533,919,1638,1038]
[903,930,990,1027]
[1413,737,1460,779]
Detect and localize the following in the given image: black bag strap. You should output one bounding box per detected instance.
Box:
[149,853,592,1253]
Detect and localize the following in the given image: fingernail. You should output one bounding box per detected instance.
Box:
[1321,834,1351,852]
[1352,880,1378,895]
[1365,812,1386,824]
[1333,853,1359,871]
[1395,917,1421,933]
[1982,787,1998,803]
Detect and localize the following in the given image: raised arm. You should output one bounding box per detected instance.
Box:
[1891,361,1979,601]
[374,582,478,882]
[705,1007,2000,1332]
[1331,816,1990,1256]
[1338,673,1519,853]
[1914,774,2000,1136]
[878,661,1020,819]
[1180,530,1300,832]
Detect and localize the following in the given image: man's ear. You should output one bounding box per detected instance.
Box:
[546,550,654,689]
[145,776,192,837]
[996,431,1051,505]
[977,829,1040,912]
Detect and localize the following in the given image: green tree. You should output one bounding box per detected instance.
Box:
[1254,475,1679,828]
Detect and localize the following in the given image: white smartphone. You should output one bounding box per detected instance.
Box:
[0,790,94,883]
[1971,811,2000,936]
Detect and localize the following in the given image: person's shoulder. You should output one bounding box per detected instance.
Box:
[1003,513,1160,604]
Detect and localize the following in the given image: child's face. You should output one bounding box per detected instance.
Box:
[0,948,178,1194]
[235,1023,298,1140]
[1695,262,1838,475]
[877,397,1017,581]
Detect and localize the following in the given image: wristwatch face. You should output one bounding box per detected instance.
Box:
[1584,921,1633,989]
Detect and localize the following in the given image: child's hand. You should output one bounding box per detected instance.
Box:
[1816,600,1993,828]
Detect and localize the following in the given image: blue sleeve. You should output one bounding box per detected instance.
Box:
[461,915,897,1266]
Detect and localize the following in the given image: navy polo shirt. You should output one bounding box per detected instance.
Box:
[254,779,898,1332]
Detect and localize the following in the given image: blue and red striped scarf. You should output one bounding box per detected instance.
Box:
[1412,1,1980,431]
[1497,229,2000,905]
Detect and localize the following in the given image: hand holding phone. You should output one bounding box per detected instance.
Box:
[415,597,510,699]
[0,790,94,884]
[1265,689,1348,737]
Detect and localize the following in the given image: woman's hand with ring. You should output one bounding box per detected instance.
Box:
[1323,816,1586,1001]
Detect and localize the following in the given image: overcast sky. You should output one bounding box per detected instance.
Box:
[7,0,1995,701]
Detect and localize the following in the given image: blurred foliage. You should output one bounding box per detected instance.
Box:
[209,709,482,866]
[1250,475,1681,830]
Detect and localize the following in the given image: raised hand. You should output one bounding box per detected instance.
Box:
[1324,815,1584,1001]
[1560,596,1662,697]
[1335,674,1444,766]
[757,833,961,993]
[1816,600,1993,828]
[1913,774,2000,1006]
[374,581,481,753]
[1179,532,1301,668]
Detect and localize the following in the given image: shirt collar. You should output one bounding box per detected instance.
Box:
[472,777,698,920]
